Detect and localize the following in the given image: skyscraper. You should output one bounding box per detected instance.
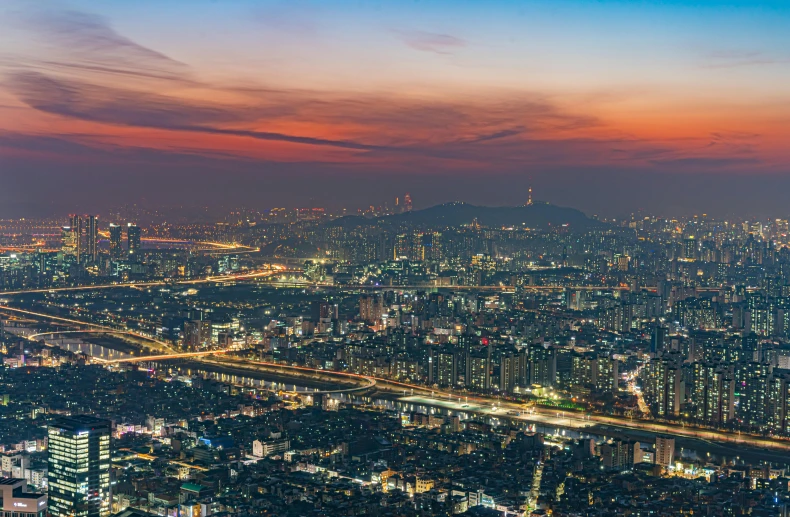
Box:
[69,215,82,261]
[47,415,111,517]
[108,224,123,259]
[85,215,98,263]
[127,224,141,258]
[61,226,78,259]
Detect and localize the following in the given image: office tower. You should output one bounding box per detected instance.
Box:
[403,192,413,212]
[0,478,47,517]
[48,415,111,517]
[85,215,98,263]
[108,224,123,259]
[654,436,675,467]
[61,226,78,258]
[69,215,83,260]
[127,224,141,258]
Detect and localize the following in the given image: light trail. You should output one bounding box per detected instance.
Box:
[12,327,233,364]
[197,358,377,394]
[104,349,231,364]
[203,357,790,453]
[0,265,287,296]
[0,308,178,354]
[118,448,208,472]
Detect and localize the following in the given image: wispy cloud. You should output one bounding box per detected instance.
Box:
[700,49,788,69]
[393,29,466,55]
[1,6,778,178]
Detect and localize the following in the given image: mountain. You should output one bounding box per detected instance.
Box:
[327,202,604,230]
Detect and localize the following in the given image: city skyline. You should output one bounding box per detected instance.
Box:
[2,1,790,217]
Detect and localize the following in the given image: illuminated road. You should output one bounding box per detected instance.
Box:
[4,325,238,364]
[199,358,790,453]
[397,395,790,453]
[23,330,234,364]
[0,312,178,354]
[0,265,287,296]
[102,350,233,364]
[118,448,208,472]
[202,358,378,395]
[4,292,786,451]
[0,238,258,255]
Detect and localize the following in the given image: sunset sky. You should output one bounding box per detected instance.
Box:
[2,0,789,217]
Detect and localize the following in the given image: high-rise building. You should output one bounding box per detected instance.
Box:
[654,436,675,467]
[436,350,457,387]
[600,439,641,469]
[127,224,141,258]
[85,215,98,263]
[311,301,338,322]
[359,294,384,324]
[108,224,123,259]
[47,415,111,517]
[183,320,211,350]
[651,326,667,355]
[69,215,83,260]
[61,226,78,258]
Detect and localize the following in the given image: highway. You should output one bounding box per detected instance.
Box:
[201,358,790,454]
[0,265,287,296]
[3,318,242,365]
[5,293,788,453]
[0,237,259,255]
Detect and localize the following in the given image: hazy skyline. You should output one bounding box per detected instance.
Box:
[2,0,790,218]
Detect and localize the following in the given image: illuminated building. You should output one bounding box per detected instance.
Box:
[183,320,211,350]
[108,224,123,259]
[61,226,78,258]
[683,236,697,260]
[69,215,82,260]
[359,294,384,324]
[436,350,457,387]
[126,224,141,258]
[85,215,98,263]
[47,415,111,517]
[654,436,675,467]
[0,478,47,517]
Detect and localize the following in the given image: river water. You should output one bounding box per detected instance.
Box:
[41,336,790,469]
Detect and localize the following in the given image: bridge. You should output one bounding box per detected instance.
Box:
[0,265,288,296]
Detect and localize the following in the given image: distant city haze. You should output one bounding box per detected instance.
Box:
[1,0,789,218]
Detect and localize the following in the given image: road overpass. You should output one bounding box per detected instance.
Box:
[4,296,782,452]
[199,358,790,454]
[0,265,287,296]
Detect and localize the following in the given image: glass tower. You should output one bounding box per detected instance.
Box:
[47,416,111,517]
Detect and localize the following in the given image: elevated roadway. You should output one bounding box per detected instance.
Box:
[0,265,287,296]
[202,358,790,453]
